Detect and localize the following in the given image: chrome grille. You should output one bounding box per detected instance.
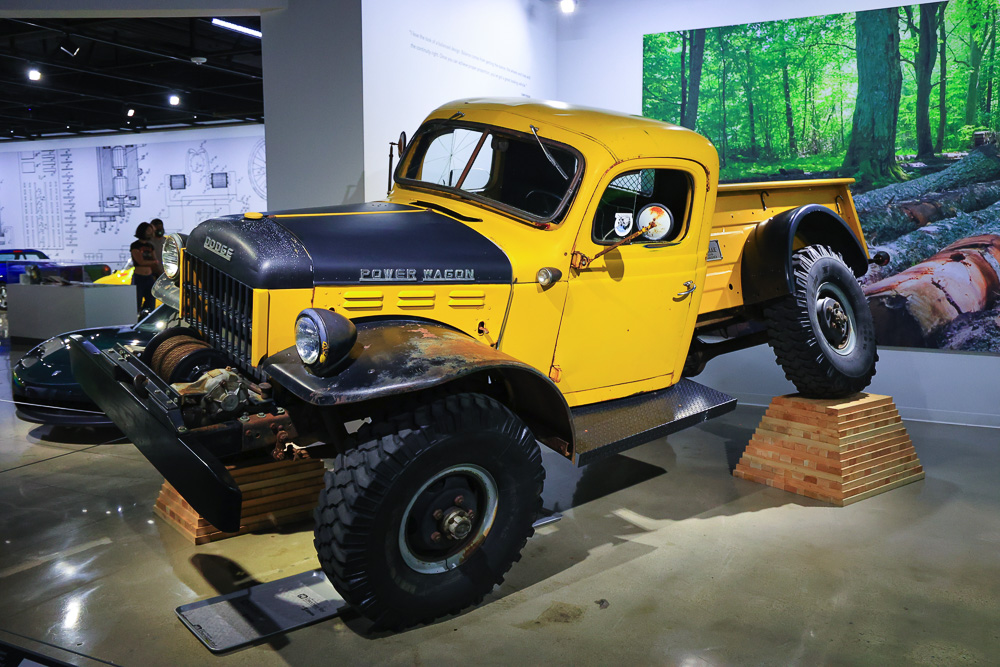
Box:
[181,254,258,377]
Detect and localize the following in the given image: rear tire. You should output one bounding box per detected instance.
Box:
[313,393,544,631]
[764,245,877,398]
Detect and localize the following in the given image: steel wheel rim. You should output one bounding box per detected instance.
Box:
[815,281,857,356]
[399,463,498,575]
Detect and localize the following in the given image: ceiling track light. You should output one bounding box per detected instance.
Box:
[59,36,80,57]
[168,94,181,106]
[27,67,41,81]
[211,18,262,39]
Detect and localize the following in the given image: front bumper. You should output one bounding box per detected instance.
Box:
[67,336,244,531]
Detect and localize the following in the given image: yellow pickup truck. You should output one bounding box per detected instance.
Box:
[69,98,883,630]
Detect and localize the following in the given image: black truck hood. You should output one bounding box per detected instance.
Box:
[185,202,512,289]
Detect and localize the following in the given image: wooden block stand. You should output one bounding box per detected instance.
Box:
[733,393,924,506]
[153,457,326,544]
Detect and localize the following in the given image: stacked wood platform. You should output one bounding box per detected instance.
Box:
[153,457,326,544]
[733,393,923,506]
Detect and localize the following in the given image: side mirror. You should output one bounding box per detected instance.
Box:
[387,131,408,195]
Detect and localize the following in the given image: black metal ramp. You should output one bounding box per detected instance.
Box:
[571,379,736,466]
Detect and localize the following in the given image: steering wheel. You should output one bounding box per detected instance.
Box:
[524,189,562,216]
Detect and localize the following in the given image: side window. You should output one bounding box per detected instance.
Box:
[592,168,692,245]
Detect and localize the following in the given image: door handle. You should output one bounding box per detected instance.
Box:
[676,281,696,297]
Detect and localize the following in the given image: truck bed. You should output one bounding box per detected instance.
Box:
[699,178,864,315]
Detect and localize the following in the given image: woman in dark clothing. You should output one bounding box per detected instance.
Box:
[130,222,161,315]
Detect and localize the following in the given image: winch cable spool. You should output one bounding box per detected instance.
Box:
[151,335,211,380]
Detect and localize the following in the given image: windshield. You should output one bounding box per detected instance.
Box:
[397,122,582,223]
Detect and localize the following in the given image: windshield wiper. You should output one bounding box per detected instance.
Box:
[529,125,569,181]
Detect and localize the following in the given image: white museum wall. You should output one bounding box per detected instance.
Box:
[553,0,1000,428]
[261,0,366,209]
[0,124,266,266]
[360,0,559,201]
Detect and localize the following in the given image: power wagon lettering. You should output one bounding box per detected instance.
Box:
[358,268,476,281]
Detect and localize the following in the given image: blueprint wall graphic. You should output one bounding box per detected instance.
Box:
[0,126,266,265]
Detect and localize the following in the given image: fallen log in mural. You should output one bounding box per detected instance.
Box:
[862,179,1000,245]
[863,235,1000,348]
[862,200,1000,286]
[854,144,1000,216]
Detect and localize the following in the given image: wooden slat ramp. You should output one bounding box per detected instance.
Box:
[153,458,326,544]
[733,393,924,506]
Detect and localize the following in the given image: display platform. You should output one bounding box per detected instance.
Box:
[177,510,563,653]
[7,283,136,340]
[733,393,924,505]
[154,457,326,545]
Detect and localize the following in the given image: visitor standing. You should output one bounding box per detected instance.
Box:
[149,218,166,276]
[130,222,160,316]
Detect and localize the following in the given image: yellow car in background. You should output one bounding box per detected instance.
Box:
[95,259,134,285]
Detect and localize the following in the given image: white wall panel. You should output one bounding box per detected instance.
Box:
[360,0,559,201]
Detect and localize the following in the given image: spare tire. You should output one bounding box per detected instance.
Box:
[764,244,877,398]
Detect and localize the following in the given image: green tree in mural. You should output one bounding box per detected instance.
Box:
[681,29,706,129]
[962,0,996,125]
[937,2,949,152]
[642,1,1000,182]
[843,8,905,182]
[904,2,946,159]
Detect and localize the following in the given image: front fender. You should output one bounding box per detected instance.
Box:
[262,319,575,454]
[741,204,868,305]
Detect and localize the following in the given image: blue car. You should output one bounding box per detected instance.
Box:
[0,248,112,309]
[12,305,179,426]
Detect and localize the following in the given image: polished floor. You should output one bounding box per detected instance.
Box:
[0,331,998,666]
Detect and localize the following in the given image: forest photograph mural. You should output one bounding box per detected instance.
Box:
[643,0,1000,354]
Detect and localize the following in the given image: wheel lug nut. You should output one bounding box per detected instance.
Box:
[433,509,443,520]
[467,510,475,519]
[430,531,442,542]
[454,495,464,506]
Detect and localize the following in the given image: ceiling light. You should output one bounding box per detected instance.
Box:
[190,56,207,65]
[168,94,180,106]
[59,36,80,57]
[28,68,41,81]
[211,18,261,39]
[559,0,577,13]
[126,108,135,117]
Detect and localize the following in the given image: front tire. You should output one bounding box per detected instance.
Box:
[764,245,877,398]
[314,393,544,630]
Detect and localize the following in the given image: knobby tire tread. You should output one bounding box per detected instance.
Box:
[313,392,543,630]
[764,245,877,398]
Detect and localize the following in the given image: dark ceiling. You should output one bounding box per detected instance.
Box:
[0,16,263,140]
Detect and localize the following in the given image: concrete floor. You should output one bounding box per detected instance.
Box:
[0,332,998,666]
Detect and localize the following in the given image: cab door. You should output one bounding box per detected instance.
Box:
[552,159,710,403]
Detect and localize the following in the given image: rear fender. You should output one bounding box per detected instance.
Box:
[741,204,868,305]
[262,319,576,457]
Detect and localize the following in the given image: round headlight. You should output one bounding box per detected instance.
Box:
[295,315,321,365]
[163,234,183,280]
[294,309,358,375]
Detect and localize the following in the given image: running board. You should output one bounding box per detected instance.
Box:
[571,379,736,466]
